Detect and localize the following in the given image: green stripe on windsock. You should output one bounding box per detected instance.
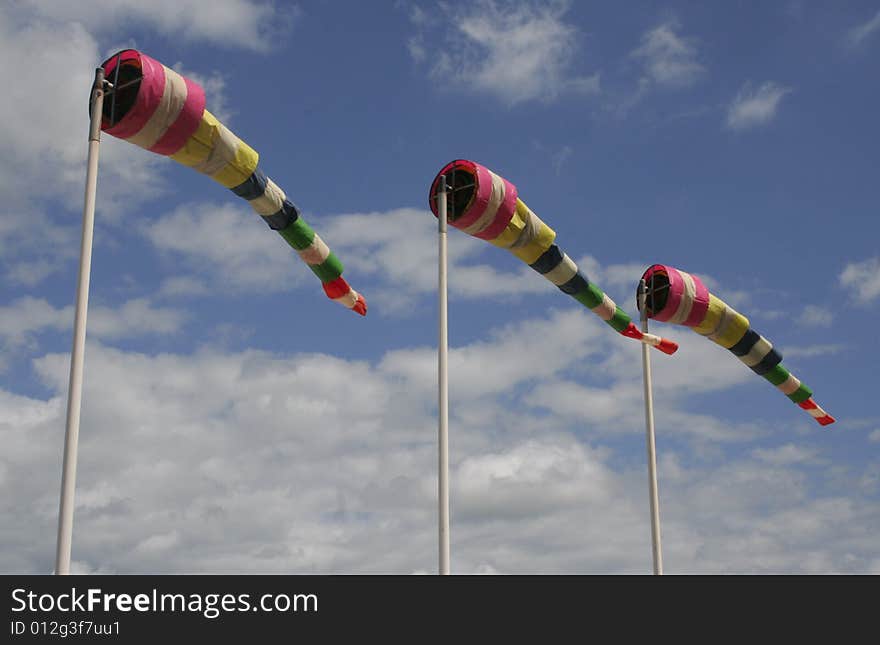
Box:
[608,307,632,333]
[573,283,605,310]
[762,364,790,387]
[787,383,813,404]
[278,218,315,250]
[309,253,344,283]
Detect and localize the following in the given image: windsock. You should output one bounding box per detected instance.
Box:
[98,50,366,315]
[640,264,834,426]
[428,160,677,355]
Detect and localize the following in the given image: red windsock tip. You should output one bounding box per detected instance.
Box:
[619,322,643,340]
[322,277,350,299]
[816,415,836,426]
[656,338,679,355]
[618,323,678,355]
[352,294,367,316]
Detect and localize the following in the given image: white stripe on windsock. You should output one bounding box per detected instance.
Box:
[125,66,188,149]
[332,288,359,308]
[777,373,801,395]
[740,335,773,367]
[592,294,616,321]
[249,178,286,216]
[193,123,240,176]
[668,270,696,325]
[544,253,578,286]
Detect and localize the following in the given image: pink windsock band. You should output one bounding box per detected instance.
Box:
[641,264,709,327]
[149,75,205,155]
[429,159,518,237]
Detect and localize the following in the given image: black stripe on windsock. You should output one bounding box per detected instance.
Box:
[530,245,564,275]
[231,168,269,201]
[263,200,300,231]
[729,328,761,357]
[751,348,783,376]
[559,272,590,295]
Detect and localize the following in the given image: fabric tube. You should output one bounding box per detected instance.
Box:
[640,264,834,426]
[99,49,366,316]
[428,160,677,355]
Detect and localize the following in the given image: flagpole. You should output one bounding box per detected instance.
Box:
[55,67,106,575]
[638,279,664,575]
[437,175,451,575]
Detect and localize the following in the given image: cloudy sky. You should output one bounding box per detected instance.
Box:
[1,1,878,574]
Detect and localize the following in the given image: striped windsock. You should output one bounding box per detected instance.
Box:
[99,50,366,315]
[428,160,677,355]
[641,264,835,426]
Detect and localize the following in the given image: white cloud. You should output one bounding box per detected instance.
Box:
[171,64,233,124]
[19,0,294,52]
[528,329,761,443]
[407,35,426,63]
[752,444,820,466]
[797,305,833,328]
[0,297,71,351]
[158,276,210,298]
[840,257,880,304]
[143,201,308,294]
[0,1,295,286]
[783,344,845,359]
[631,21,705,88]
[869,430,880,443]
[409,0,599,105]
[454,440,613,519]
[380,308,606,401]
[847,9,880,48]
[322,208,549,312]
[89,298,188,339]
[578,255,650,295]
[0,296,186,358]
[726,81,792,131]
[2,330,877,574]
[551,145,573,175]
[0,9,167,207]
[143,206,642,316]
[0,5,170,285]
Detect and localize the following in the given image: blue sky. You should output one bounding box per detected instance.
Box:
[1,0,878,573]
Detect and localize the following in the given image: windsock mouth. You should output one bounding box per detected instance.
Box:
[640,264,671,318]
[429,160,478,222]
[99,50,144,129]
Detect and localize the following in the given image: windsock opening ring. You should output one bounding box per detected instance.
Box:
[429,159,480,223]
[99,50,143,129]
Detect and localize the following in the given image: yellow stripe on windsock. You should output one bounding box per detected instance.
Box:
[211,137,259,188]
[508,200,556,264]
[490,197,531,249]
[693,294,726,336]
[168,109,259,188]
[170,109,222,167]
[710,306,750,348]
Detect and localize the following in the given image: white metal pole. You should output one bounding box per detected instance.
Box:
[638,279,664,575]
[437,175,450,575]
[55,68,106,575]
